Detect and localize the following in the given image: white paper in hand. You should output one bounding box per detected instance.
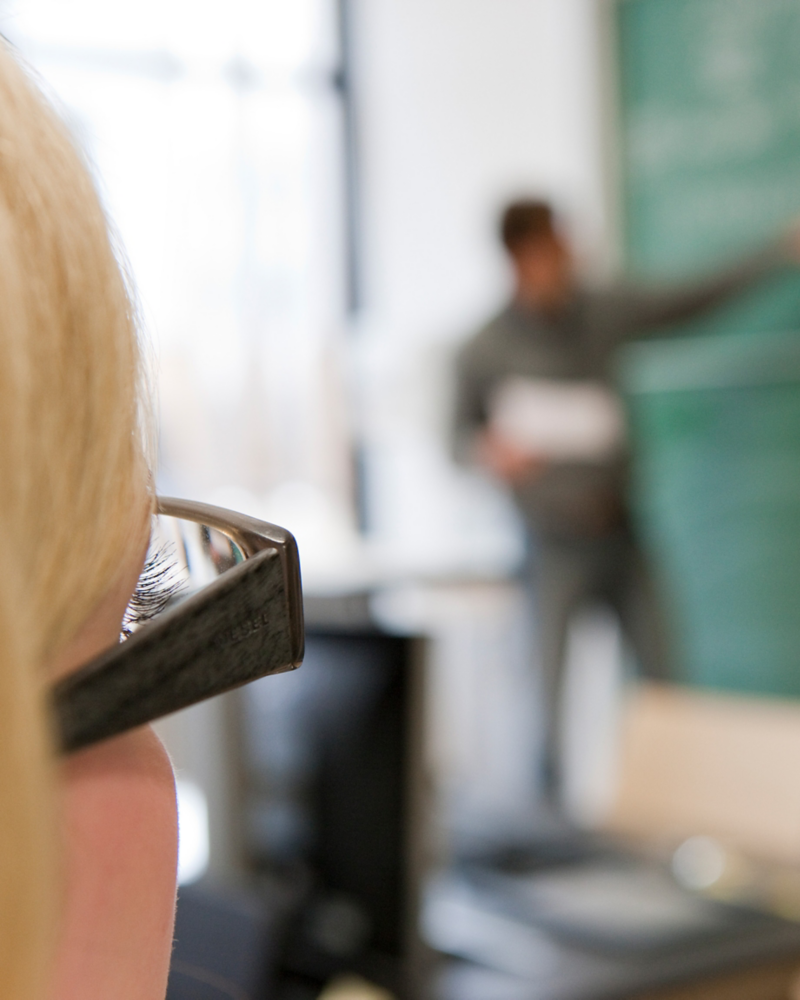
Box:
[490,377,626,462]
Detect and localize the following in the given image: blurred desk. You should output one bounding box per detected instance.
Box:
[426,677,800,1000]
[636,958,800,1000]
[437,956,800,1000]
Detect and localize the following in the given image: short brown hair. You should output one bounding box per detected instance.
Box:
[500,199,556,253]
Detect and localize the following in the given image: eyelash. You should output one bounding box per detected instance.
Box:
[121,544,183,639]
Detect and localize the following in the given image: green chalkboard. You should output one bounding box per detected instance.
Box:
[616,0,800,698]
[619,0,800,275]
[617,0,800,338]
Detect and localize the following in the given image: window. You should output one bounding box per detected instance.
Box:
[4,0,354,563]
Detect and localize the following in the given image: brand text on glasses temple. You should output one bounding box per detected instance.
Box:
[211,609,278,650]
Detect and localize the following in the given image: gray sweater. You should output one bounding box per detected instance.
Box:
[454,246,790,540]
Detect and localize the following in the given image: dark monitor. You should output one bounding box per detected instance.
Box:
[238,602,424,994]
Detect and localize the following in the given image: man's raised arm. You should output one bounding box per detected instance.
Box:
[591,228,800,344]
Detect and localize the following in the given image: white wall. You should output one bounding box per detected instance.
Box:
[349,0,611,571]
[354,0,610,343]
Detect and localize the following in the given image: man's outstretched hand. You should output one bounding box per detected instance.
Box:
[476,428,546,485]
[782,219,800,262]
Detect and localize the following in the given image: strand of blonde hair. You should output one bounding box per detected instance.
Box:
[0,43,150,997]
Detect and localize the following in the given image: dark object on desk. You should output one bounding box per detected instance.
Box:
[239,608,427,998]
[53,498,304,753]
[167,884,282,1000]
[427,837,800,1000]
[437,955,800,1000]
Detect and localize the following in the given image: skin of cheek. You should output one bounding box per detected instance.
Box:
[48,527,179,1000]
[51,729,178,1000]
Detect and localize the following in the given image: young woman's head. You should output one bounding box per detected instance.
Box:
[0,40,159,996]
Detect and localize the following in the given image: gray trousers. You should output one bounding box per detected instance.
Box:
[532,530,670,799]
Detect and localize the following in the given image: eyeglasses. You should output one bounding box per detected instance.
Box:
[52,497,304,755]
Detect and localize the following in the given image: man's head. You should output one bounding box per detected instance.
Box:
[500,199,573,311]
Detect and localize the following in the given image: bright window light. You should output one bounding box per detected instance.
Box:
[1,0,350,525]
[176,779,210,885]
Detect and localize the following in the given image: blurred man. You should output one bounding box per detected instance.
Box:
[454,199,798,805]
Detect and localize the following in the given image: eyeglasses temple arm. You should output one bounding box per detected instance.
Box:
[156,496,304,662]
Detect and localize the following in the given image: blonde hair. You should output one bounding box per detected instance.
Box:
[0,42,150,997]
